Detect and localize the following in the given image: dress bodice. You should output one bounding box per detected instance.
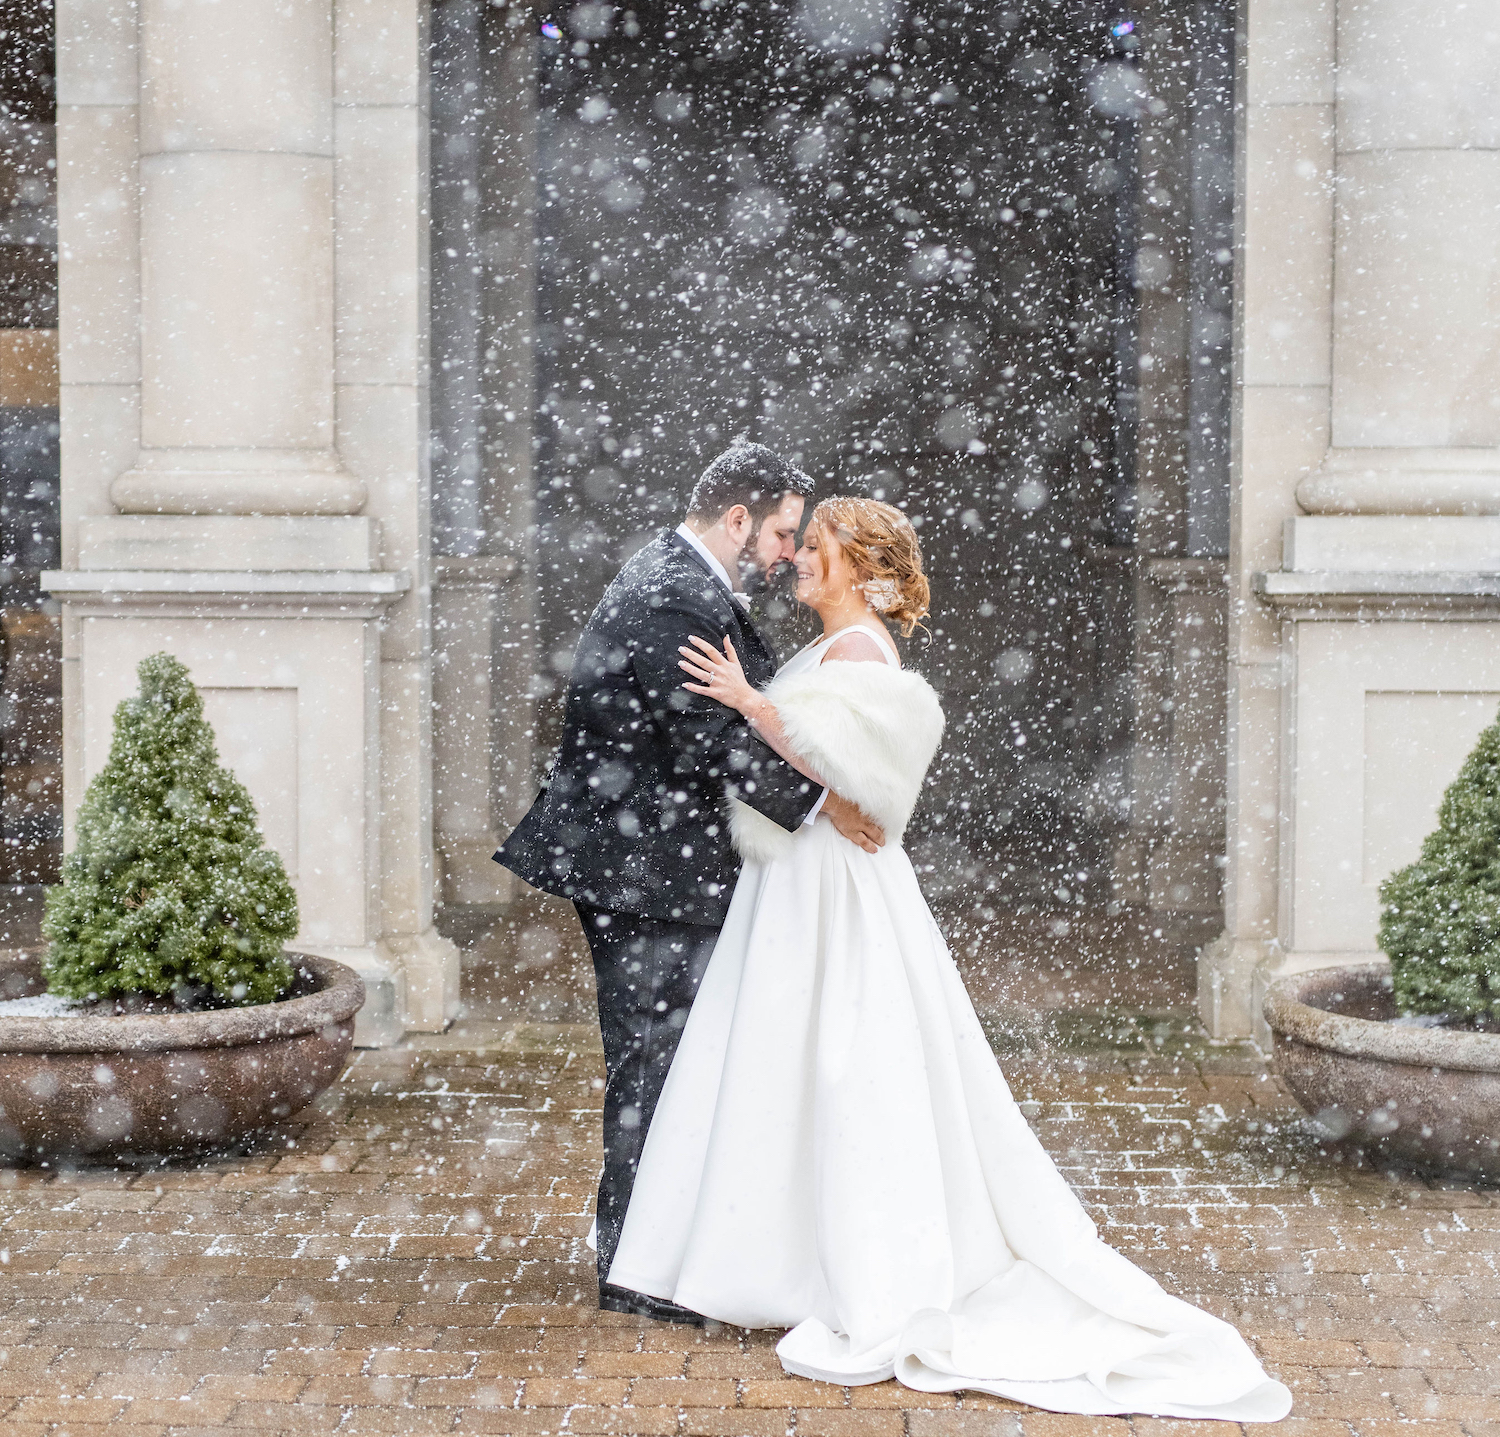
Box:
[780,622,899,677]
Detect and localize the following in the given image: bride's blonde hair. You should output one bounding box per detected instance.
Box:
[811,496,931,637]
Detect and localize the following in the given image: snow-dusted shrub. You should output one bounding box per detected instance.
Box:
[1378,710,1500,1019]
[42,653,298,1007]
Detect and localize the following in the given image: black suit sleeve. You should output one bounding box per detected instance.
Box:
[630,591,821,834]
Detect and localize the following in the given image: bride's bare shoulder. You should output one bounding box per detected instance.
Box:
[821,630,898,668]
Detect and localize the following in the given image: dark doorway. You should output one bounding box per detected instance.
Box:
[532,0,1141,908]
[431,0,1236,919]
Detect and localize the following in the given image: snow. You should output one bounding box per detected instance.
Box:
[0,992,81,1017]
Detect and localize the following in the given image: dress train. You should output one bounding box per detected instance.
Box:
[609,824,1290,1419]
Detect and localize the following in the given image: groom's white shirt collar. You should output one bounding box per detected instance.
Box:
[675,522,750,610]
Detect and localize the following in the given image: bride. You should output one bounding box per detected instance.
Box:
[605,496,1291,1421]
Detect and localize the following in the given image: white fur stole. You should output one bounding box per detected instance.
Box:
[728,659,945,863]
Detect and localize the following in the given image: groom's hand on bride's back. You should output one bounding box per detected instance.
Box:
[823,792,885,853]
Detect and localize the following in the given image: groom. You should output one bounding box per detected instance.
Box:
[497,441,884,1321]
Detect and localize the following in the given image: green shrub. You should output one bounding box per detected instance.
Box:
[1378,709,1500,1019]
[42,653,299,1006]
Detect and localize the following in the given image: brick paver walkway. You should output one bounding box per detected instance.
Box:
[0,901,1496,1437]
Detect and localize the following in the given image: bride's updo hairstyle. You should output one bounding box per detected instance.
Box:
[812,495,931,637]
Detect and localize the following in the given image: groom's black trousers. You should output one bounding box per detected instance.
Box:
[575,904,717,1317]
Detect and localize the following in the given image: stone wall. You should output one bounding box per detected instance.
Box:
[1209,0,1500,1038]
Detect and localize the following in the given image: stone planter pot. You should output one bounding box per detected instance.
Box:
[1263,962,1500,1181]
[0,952,363,1162]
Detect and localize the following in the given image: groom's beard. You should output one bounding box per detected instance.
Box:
[733,541,775,598]
[733,537,799,597]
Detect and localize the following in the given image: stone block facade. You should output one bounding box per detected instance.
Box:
[32,0,1500,1041]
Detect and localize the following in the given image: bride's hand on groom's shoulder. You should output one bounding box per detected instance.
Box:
[679,634,756,714]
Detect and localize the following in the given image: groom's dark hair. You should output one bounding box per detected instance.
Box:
[686,441,815,524]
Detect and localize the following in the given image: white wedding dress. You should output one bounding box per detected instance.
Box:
[607,626,1290,1421]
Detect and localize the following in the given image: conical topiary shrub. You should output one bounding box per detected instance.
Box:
[1378,708,1500,1020]
[42,652,299,1007]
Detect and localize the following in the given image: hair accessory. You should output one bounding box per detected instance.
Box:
[862,577,900,613]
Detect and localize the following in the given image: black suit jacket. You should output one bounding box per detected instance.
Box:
[496,531,821,926]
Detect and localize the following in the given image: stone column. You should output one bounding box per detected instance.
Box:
[1143,559,1228,918]
[1107,2,1232,931]
[1297,0,1500,519]
[432,556,515,905]
[478,8,540,876]
[1207,0,1334,1037]
[53,0,457,1043]
[429,2,538,915]
[111,0,363,516]
[1225,0,1500,1039]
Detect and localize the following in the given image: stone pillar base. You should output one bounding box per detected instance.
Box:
[1255,571,1500,1040]
[432,555,522,915]
[42,568,446,1046]
[386,927,462,1034]
[294,933,458,1048]
[1198,932,1278,1040]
